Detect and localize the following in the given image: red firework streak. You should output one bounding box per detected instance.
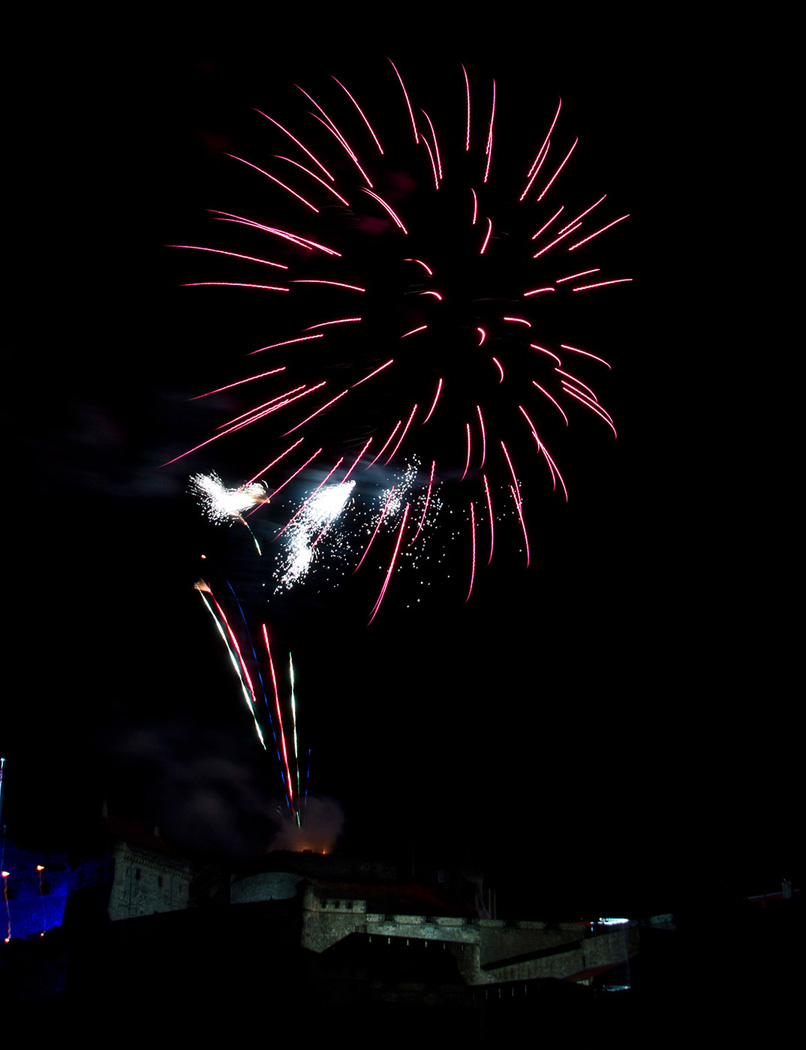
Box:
[194,581,305,821]
[172,61,630,617]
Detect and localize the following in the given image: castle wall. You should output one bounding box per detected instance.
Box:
[231,871,303,903]
[108,844,193,921]
[301,886,639,986]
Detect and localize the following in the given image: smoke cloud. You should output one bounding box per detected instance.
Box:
[268,795,345,854]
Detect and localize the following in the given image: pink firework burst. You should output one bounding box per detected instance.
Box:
[171,61,630,617]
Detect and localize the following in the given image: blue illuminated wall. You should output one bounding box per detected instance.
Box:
[1,840,109,942]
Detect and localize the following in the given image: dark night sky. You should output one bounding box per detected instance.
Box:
[5,14,797,915]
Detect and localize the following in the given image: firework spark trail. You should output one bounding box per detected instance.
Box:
[288,653,301,824]
[178,61,629,611]
[224,579,289,777]
[368,501,411,624]
[194,576,317,820]
[461,422,472,481]
[297,83,375,187]
[262,624,296,814]
[366,422,402,470]
[422,379,443,424]
[411,460,435,543]
[195,582,267,750]
[482,474,495,563]
[385,404,418,464]
[332,75,384,154]
[189,366,287,401]
[215,384,313,433]
[354,485,396,574]
[475,405,487,469]
[342,437,374,481]
[264,446,324,502]
[467,500,477,602]
[245,438,305,487]
[170,244,288,270]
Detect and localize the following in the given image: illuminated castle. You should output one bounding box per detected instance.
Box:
[2,811,682,1028]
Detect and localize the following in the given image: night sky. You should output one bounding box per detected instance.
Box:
[5,15,797,917]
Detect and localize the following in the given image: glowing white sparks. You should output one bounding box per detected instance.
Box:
[378,460,420,518]
[275,481,355,590]
[267,457,444,598]
[190,472,268,523]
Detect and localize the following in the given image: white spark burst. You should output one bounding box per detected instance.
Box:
[275,481,356,590]
[190,472,268,523]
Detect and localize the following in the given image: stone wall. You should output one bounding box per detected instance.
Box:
[230,871,303,903]
[108,844,193,921]
[301,885,639,986]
